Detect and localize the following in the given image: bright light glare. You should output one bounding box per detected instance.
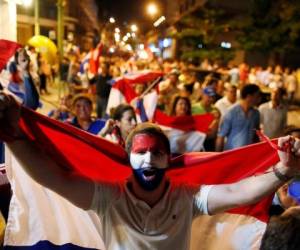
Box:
[153,16,166,27]
[115,27,120,33]
[221,42,231,49]
[109,17,115,23]
[126,44,132,51]
[138,50,149,59]
[22,0,33,7]
[114,33,120,42]
[147,3,158,16]
[131,24,138,32]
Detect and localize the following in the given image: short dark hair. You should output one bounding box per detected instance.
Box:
[260,215,300,250]
[241,84,260,99]
[112,104,135,121]
[125,123,170,155]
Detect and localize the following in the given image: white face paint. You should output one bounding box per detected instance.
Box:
[130,151,168,170]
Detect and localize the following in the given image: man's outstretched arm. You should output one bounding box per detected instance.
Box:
[207,136,300,214]
[7,139,94,210]
[1,92,94,210]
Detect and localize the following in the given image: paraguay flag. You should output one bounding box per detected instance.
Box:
[153,110,215,154]
[1,106,279,250]
[105,70,163,119]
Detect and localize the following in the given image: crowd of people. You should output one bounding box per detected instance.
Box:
[1,43,300,249]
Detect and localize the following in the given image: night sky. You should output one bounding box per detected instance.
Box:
[96,0,161,33]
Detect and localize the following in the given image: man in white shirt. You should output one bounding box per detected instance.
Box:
[259,87,287,139]
[1,92,300,249]
[215,84,237,118]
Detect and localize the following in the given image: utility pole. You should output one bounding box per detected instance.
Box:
[34,0,40,35]
[57,0,65,98]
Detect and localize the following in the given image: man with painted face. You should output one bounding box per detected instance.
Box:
[1,92,300,249]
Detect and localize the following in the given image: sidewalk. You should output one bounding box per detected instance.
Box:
[37,82,68,116]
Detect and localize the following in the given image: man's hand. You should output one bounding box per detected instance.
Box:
[0,92,23,139]
[277,136,300,177]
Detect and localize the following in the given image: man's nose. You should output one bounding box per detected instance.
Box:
[144,151,154,163]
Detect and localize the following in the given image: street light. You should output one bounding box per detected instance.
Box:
[115,27,120,33]
[22,0,33,7]
[109,17,115,23]
[153,15,165,27]
[147,3,158,17]
[131,24,138,32]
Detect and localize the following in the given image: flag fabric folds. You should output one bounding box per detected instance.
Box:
[153,109,215,153]
[105,70,163,116]
[2,107,280,249]
[0,40,21,72]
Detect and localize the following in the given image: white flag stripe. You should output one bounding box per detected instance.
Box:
[4,151,105,249]
[160,126,206,154]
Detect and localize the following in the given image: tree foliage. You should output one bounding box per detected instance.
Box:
[236,0,300,53]
[173,6,234,62]
[173,0,300,62]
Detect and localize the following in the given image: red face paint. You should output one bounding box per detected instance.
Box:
[131,134,167,154]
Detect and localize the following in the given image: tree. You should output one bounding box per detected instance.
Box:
[173,6,235,63]
[236,0,300,64]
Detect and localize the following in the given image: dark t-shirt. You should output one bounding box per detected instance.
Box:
[95,74,112,98]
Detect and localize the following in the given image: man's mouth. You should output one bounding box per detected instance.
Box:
[142,168,156,181]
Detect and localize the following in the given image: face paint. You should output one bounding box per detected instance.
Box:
[130,134,169,191]
[133,168,165,191]
[130,134,168,170]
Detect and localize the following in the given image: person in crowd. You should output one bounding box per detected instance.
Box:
[66,94,105,135]
[98,104,137,147]
[1,48,40,164]
[48,94,73,122]
[7,48,40,109]
[216,84,261,151]
[95,62,112,118]
[259,66,273,87]
[248,67,258,84]
[260,212,300,250]
[284,68,297,104]
[1,92,300,249]
[192,86,220,151]
[215,84,237,118]
[37,53,50,95]
[157,69,180,112]
[228,63,239,86]
[169,95,191,117]
[269,65,284,89]
[259,87,287,139]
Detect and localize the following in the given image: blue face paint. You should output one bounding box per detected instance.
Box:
[133,168,165,191]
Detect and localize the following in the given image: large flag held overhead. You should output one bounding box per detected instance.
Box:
[1,106,280,249]
[153,109,215,154]
[105,70,163,118]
